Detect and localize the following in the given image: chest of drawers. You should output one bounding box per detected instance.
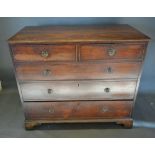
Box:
[8,25,150,129]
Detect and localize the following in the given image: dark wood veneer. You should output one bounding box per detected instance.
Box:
[80,44,144,60]
[15,62,141,80]
[20,80,137,101]
[12,44,76,62]
[8,25,150,129]
[24,101,132,120]
[8,25,150,44]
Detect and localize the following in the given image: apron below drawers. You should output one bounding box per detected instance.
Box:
[24,101,132,120]
[20,80,137,101]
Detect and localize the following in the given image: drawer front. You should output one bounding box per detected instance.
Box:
[16,62,141,80]
[20,80,136,101]
[80,44,144,61]
[12,44,76,61]
[24,101,132,120]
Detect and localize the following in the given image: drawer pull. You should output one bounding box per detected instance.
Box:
[48,89,53,94]
[104,87,110,93]
[48,108,54,113]
[107,48,116,56]
[43,69,51,76]
[101,107,109,113]
[41,50,49,57]
[107,67,112,73]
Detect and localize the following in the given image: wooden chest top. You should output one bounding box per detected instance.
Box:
[8,24,150,44]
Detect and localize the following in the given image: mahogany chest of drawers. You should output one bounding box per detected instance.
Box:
[8,25,150,129]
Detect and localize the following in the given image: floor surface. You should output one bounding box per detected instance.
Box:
[0,83,155,138]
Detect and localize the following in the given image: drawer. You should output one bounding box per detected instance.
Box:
[24,101,132,120]
[20,80,136,101]
[80,44,144,61]
[16,62,141,80]
[11,44,76,61]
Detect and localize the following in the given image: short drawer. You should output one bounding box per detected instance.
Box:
[24,101,132,120]
[11,44,76,61]
[20,80,137,101]
[80,44,144,61]
[16,62,141,80]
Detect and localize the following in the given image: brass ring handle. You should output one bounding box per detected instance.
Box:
[48,108,55,113]
[41,50,49,57]
[104,87,110,93]
[43,69,51,76]
[101,107,109,113]
[48,89,53,94]
[107,48,116,56]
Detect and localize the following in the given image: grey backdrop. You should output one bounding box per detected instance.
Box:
[0,17,155,94]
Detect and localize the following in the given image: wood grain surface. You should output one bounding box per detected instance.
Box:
[20,80,137,101]
[8,24,150,129]
[16,62,141,80]
[80,43,144,60]
[8,25,150,44]
[12,44,76,61]
[24,101,132,120]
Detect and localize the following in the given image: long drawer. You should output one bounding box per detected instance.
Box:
[24,101,132,120]
[20,80,137,101]
[80,44,144,61]
[16,62,141,80]
[12,44,76,62]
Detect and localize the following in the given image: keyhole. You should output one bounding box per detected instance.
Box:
[48,89,52,94]
[104,88,110,93]
[77,83,80,87]
[107,67,112,73]
[43,69,51,76]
